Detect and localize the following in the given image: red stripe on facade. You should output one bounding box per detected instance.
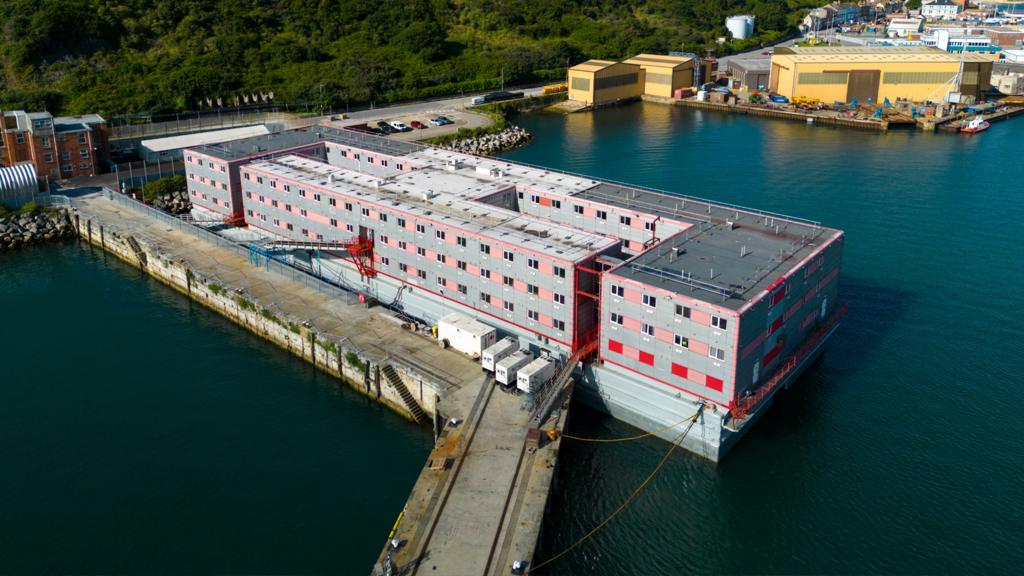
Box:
[601,357,730,410]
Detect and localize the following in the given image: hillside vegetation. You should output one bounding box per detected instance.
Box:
[0,0,815,117]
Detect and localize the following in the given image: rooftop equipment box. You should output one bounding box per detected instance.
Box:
[437,313,497,358]
[495,351,533,386]
[516,357,556,395]
[482,337,519,372]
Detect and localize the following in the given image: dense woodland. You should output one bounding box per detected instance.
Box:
[0,0,818,118]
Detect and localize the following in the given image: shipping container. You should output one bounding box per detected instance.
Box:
[516,357,556,394]
[495,351,533,386]
[437,313,497,358]
[482,337,520,372]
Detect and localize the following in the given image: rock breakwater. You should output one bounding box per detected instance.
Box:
[0,208,75,251]
[150,190,192,215]
[441,125,532,156]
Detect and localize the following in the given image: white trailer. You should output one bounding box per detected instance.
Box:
[495,351,532,386]
[437,313,497,358]
[516,357,556,394]
[482,337,519,372]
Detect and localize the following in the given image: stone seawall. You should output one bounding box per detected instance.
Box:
[1,209,75,251]
[70,209,442,424]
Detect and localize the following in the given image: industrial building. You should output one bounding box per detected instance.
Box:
[183,126,845,461]
[769,46,993,103]
[139,124,271,162]
[622,54,696,98]
[568,60,642,107]
[0,110,109,186]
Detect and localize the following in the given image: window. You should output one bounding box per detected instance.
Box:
[42,138,51,149]
[399,263,408,272]
[457,260,467,271]
[642,294,657,308]
[284,185,291,192]
[257,177,263,184]
[271,181,278,189]
[61,150,70,161]
[553,319,565,331]
[330,218,338,227]
[611,285,624,297]
[709,346,726,361]
[298,189,306,197]
[314,193,321,202]
[329,198,337,207]
[286,223,294,231]
[553,293,565,305]
[346,224,354,232]
[552,200,561,209]
[528,310,539,321]
[553,266,566,278]
[361,208,370,217]
[246,209,254,217]
[620,215,631,226]
[610,312,624,326]
[458,284,468,295]
[417,270,427,280]
[527,258,539,270]
[44,153,52,163]
[379,235,388,245]
[527,284,539,295]
[503,301,515,312]
[645,221,654,231]
[417,247,426,257]
[300,209,307,217]
[530,195,540,203]
[301,228,309,237]
[457,236,467,247]
[381,257,390,266]
[16,133,25,144]
[416,224,426,234]
[480,268,491,279]
[79,148,89,158]
[712,316,728,330]
[397,217,406,228]
[316,233,323,241]
[273,218,280,226]
[379,213,388,222]
[271,200,279,208]
[503,250,514,263]
[596,210,607,220]
[398,240,407,250]
[437,276,446,287]
[345,202,353,211]
[78,133,87,144]
[480,243,491,255]
[258,195,265,203]
[436,254,446,264]
[284,203,291,211]
[518,191,524,199]
[641,323,655,336]
[503,276,514,287]
[573,205,584,215]
[480,293,491,304]
[676,305,691,318]
[436,230,446,240]
[674,334,689,348]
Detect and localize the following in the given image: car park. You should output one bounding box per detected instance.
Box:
[388,121,412,132]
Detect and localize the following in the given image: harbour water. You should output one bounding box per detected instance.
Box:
[1,102,1022,573]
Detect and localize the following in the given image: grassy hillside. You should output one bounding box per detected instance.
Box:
[0,0,816,117]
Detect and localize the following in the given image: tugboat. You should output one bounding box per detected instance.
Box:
[961,116,990,134]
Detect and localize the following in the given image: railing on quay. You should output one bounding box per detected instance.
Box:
[82,187,359,305]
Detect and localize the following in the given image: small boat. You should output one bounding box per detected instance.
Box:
[961,116,990,134]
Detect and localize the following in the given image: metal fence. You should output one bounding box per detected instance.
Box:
[109,109,292,141]
[92,188,360,305]
[114,157,188,191]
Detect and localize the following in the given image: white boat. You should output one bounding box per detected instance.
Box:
[961,116,990,134]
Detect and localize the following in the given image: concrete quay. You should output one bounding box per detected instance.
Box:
[64,189,564,574]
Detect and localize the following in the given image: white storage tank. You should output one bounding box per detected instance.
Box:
[516,357,556,395]
[495,351,533,386]
[726,15,755,40]
[437,313,497,359]
[482,337,519,372]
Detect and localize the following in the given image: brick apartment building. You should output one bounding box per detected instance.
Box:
[0,110,110,187]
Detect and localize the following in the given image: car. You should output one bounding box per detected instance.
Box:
[410,120,426,129]
[376,121,395,134]
[388,121,412,132]
[762,50,772,55]
[432,115,454,125]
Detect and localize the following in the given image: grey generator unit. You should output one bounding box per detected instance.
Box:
[482,337,520,372]
[516,357,556,394]
[495,351,533,387]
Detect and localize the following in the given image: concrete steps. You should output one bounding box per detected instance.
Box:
[383,364,426,423]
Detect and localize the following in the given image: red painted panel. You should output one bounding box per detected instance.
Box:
[539,197,552,207]
[638,351,654,366]
[706,376,723,392]
[763,343,783,366]
[608,339,623,354]
[769,316,783,335]
[770,284,787,307]
[671,362,688,379]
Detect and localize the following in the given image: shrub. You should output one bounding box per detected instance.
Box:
[208,283,224,296]
[345,351,364,371]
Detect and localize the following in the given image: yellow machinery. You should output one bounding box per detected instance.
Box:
[543,83,568,94]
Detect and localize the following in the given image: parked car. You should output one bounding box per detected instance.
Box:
[410,120,426,129]
[388,121,412,132]
[430,115,454,126]
[376,121,395,134]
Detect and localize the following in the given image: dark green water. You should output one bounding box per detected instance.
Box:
[0,245,431,573]
[502,104,1024,574]
[2,104,1022,574]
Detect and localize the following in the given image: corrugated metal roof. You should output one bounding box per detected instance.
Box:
[773,46,991,63]
[623,53,694,70]
[142,125,271,153]
[570,59,619,72]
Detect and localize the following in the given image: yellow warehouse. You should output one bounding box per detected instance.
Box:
[769,46,992,104]
[568,60,642,107]
[622,54,696,98]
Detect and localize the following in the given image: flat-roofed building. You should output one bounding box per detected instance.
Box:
[622,53,696,98]
[182,127,845,461]
[770,46,992,103]
[568,60,642,107]
[0,110,108,185]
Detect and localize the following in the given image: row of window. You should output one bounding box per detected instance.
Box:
[607,339,725,393]
[336,148,405,171]
[607,313,726,360]
[518,190,655,230]
[187,156,226,172]
[610,285,729,330]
